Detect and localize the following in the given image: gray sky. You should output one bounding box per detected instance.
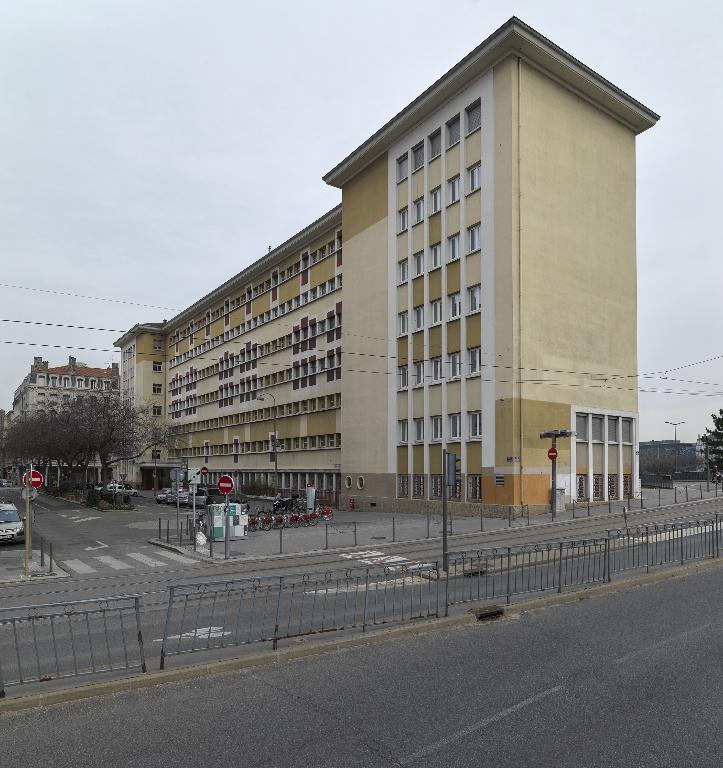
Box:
[1,0,721,444]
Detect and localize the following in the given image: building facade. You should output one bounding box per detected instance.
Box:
[114,323,175,490]
[117,18,657,511]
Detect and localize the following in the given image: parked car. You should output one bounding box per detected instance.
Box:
[0,478,9,487]
[183,488,208,508]
[0,504,24,544]
[156,488,171,504]
[105,482,126,493]
[165,489,189,505]
[121,484,138,497]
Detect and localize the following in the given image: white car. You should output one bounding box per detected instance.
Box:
[0,504,24,544]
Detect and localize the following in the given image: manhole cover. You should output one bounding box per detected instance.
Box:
[370,536,387,540]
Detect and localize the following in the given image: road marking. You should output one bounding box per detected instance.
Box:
[125,552,168,568]
[85,541,109,551]
[71,516,101,524]
[340,550,433,571]
[94,555,133,571]
[398,685,563,765]
[615,623,712,664]
[62,559,97,574]
[155,550,198,564]
[153,626,231,643]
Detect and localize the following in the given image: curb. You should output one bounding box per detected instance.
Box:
[2,556,722,715]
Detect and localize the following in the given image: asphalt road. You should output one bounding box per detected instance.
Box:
[2,562,721,767]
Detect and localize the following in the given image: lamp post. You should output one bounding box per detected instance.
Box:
[540,429,575,519]
[257,393,279,495]
[665,420,685,476]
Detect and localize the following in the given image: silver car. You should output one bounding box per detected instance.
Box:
[0,504,24,544]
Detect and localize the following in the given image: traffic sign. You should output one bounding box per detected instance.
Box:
[21,487,38,501]
[188,468,202,486]
[217,474,234,495]
[200,466,209,477]
[548,447,558,460]
[23,469,43,489]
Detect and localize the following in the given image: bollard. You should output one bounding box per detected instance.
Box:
[158,517,161,541]
[450,511,453,535]
[392,515,396,542]
[166,519,170,544]
[279,525,283,554]
[427,511,431,538]
[608,499,611,515]
[508,506,512,528]
[527,505,530,526]
[193,515,197,553]
[325,523,329,550]
[685,486,689,503]
[699,483,703,499]
[49,542,54,575]
[587,498,590,517]
[572,499,575,518]
[640,494,644,509]
[224,514,230,560]
[480,510,484,532]
[40,537,45,568]
[658,487,661,507]
[674,486,678,504]
[354,521,358,546]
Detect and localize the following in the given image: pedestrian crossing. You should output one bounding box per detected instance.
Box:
[59,549,198,575]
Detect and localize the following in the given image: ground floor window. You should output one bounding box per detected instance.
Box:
[397,474,409,497]
[430,475,443,499]
[467,475,482,501]
[608,473,619,500]
[576,474,587,501]
[593,474,604,501]
[412,474,425,498]
[623,474,633,499]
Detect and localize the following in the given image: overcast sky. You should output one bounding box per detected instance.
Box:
[1,0,721,444]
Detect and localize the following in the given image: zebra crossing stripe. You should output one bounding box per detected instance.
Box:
[155,550,198,564]
[94,555,132,570]
[125,552,168,568]
[62,559,96,574]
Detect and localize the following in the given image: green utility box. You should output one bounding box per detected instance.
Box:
[208,503,248,541]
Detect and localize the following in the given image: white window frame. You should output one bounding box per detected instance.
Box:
[430,243,442,269]
[414,418,424,442]
[397,154,408,182]
[399,420,408,444]
[398,311,408,335]
[413,361,424,387]
[431,415,443,441]
[449,413,461,440]
[398,365,408,389]
[449,292,461,319]
[430,187,441,214]
[449,352,461,379]
[431,299,442,325]
[431,357,442,382]
[467,163,481,194]
[448,233,460,262]
[469,411,482,438]
[413,197,424,224]
[399,207,408,233]
[468,284,481,313]
[399,259,408,284]
[468,346,481,375]
[413,251,424,277]
[468,223,481,253]
[448,175,460,204]
[414,305,424,330]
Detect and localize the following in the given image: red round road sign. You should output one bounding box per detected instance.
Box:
[200,466,209,476]
[23,469,44,489]
[547,447,558,461]
[217,474,234,494]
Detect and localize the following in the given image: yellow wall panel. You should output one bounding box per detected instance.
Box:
[446,260,460,294]
[465,189,482,226]
[446,202,460,235]
[428,325,442,357]
[446,143,460,177]
[428,156,441,188]
[465,132,482,166]
[412,276,424,307]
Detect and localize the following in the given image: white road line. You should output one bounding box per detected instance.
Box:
[71,516,101,524]
[62,559,97,574]
[398,685,563,765]
[85,541,108,551]
[94,555,132,571]
[125,552,168,568]
[614,623,712,664]
[155,550,199,565]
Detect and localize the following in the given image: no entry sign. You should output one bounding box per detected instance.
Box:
[547,447,558,461]
[200,466,209,477]
[217,474,234,494]
[23,469,44,489]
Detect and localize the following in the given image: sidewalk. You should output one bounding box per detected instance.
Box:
[0,548,66,584]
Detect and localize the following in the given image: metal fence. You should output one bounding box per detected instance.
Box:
[159,564,440,669]
[0,595,146,698]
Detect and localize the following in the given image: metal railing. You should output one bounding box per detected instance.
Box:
[0,595,147,698]
[159,564,439,669]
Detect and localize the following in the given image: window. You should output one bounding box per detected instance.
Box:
[608,418,619,442]
[449,292,461,319]
[466,100,481,133]
[399,207,408,232]
[622,418,632,442]
[431,357,442,382]
[413,251,424,277]
[413,361,424,387]
[448,233,460,262]
[153,338,163,351]
[152,383,162,395]
[470,411,482,438]
[152,361,162,372]
[449,413,461,440]
[468,223,481,253]
[413,197,424,224]
[576,413,588,440]
[412,142,424,171]
[430,243,441,269]
[468,163,481,193]
[429,129,441,158]
[468,346,481,375]
[399,259,408,283]
[398,311,408,335]
[414,305,424,330]
[397,153,408,182]
[152,405,162,416]
[447,115,460,147]
[399,420,408,444]
[448,175,460,204]
[414,418,424,442]
[151,450,161,460]
[468,284,481,313]
[592,416,604,441]
[431,298,442,324]
[430,186,441,214]
[398,365,408,389]
[449,352,461,379]
[431,415,443,441]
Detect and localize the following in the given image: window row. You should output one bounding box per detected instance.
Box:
[575,413,634,443]
[398,226,481,284]
[398,285,481,334]
[398,411,481,443]
[398,347,483,388]
[397,163,481,233]
[396,100,482,182]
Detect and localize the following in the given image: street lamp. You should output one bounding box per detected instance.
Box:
[540,429,575,519]
[257,393,279,495]
[665,420,685,476]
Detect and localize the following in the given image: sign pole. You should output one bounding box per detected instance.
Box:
[224,493,230,560]
[442,450,448,573]
[551,436,557,520]
[192,489,197,553]
[24,462,32,578]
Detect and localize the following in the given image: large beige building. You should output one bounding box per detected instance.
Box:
[117,18,658,510]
